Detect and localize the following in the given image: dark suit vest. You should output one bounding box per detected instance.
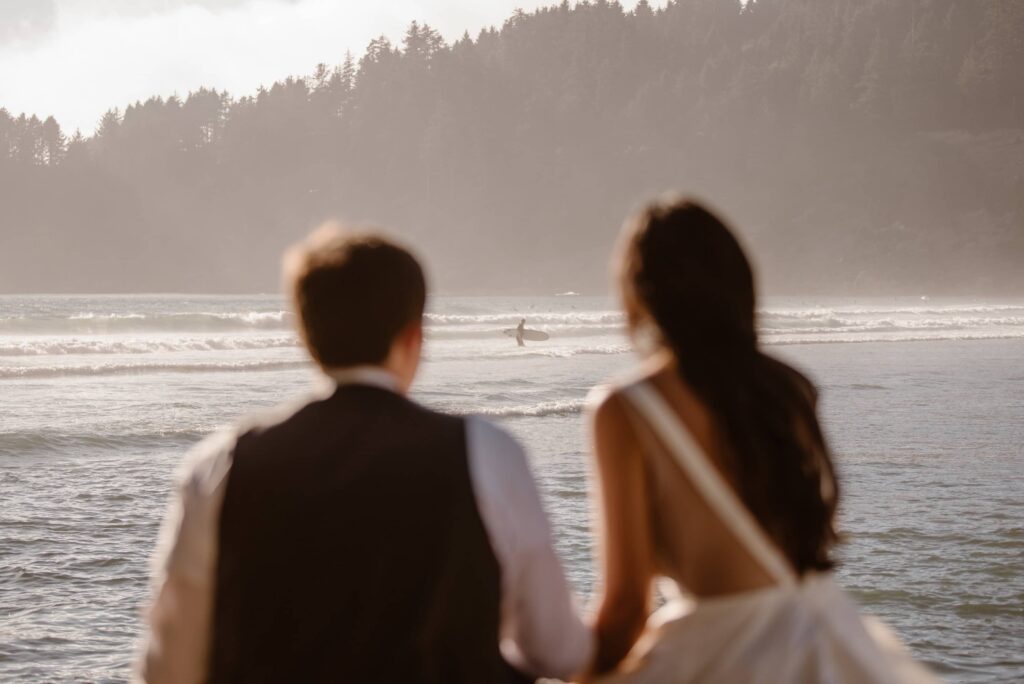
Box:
[208,385,505,683]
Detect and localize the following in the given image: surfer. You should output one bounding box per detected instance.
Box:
[502,321,548,344]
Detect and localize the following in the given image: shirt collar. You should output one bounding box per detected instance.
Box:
[324,365,401,393]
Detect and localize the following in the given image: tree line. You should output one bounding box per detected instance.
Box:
[1,0,1022,293]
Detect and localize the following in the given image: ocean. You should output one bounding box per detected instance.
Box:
[1,294,1022,682]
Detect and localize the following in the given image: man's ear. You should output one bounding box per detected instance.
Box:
[395,320,423,365]
[405,319,423,347]
[386,320,421,361]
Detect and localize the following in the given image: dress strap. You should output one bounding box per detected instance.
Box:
[622,381,797,587]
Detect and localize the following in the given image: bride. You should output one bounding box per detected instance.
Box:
[582,199,939,683]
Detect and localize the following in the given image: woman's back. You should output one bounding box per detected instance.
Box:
[586,197,937,682]
[591,362,941,684]
[619,361,782,597]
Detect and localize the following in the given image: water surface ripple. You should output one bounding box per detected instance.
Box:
[2,296,1022,682]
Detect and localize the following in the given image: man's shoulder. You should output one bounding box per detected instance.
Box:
[237,385,338,437]
[237,388,468,451]
[174,428,237,503]
[359,392,468,441]
[182,388,336,476]
[174,394,313,478]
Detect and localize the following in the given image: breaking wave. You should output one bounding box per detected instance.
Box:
[0,359,309,379]
[473,398,586,418]
[760,304,1024,319]
[426,311,625,326]
[0,311,293,334]
[0,429,210,455]
[0,335,300,357]
[764,331,1024,346]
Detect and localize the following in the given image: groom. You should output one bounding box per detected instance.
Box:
[136,227,592,683]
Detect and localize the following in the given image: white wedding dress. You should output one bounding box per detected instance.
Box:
[593,380,941,684]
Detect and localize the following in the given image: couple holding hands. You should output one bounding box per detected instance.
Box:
[137,199,938,683]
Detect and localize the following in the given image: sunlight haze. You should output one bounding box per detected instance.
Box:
[1,2,1022,681]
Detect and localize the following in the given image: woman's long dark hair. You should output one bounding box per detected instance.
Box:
[620,198,839,574]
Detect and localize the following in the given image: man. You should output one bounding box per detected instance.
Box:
[516,318,527,347]
[137,227,592,683]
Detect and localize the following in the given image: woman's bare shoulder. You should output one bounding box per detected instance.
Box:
[587,383,629,429]
[588,362,674,440]
[587,384,642,471]
[589,354,673,414]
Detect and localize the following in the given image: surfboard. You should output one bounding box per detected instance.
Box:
[502,328,550,341]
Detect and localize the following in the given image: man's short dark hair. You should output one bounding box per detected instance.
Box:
[285,226,426,369]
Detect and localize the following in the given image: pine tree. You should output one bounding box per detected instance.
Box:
[40,116,66,165]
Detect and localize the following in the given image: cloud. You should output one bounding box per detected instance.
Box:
[0,0,386,130]
[0,0,57,43]
[0,1,305,46]
[59,0,303,18]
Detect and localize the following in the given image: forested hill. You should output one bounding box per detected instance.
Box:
[1,0,1022,294]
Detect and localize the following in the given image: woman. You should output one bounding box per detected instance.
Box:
[584,199,938,683]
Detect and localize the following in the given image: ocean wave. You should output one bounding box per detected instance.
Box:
[440,331,1024,358]
[426,311,625,326]
[427,308,1024,338]
[764,331,1024,346]
[760,316,1024,334]
[759,304,1024,320]
[516,344,631,358]
[473,398,586,418]
[0,335,300,357]
[1,300,1021,366]
[0,359,309,379]
[427,325,626,341]
[0,311,293,334]
[0,429,209,455]
[432,344,630,361]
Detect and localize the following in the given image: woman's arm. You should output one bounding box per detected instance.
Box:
[585,391,656,678]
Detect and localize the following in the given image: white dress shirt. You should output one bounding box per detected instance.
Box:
[137,367,593,683]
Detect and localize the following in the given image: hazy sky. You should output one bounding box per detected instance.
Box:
[0,0,653,135]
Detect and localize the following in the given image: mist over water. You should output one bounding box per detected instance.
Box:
[3,1,1023,295]
[1,294,1022,682]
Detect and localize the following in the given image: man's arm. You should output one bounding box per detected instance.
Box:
[135,432,233,684]
[466,418,594,680]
